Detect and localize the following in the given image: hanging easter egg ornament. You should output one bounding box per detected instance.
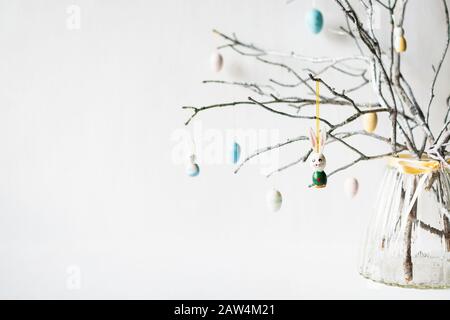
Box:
[394,27,407,53]
[186,162,199,177]
[309,129,327,188]
[309,81,328,189]
[266,188,282,212]
[344,177,359,198]
[231,141,241,164]
[305,8,324,34]
[362,112,378,133]
[210,51,223,72]
[186,154,200,177]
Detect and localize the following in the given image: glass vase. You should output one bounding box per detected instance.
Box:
[360,156,450,288]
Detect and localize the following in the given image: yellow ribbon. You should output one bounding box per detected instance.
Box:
[387,154,448,175]
[316,80,320,153]
[387,154,450,217]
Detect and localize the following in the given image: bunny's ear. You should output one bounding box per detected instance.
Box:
[309,127,317,150]
[319,131,327,153]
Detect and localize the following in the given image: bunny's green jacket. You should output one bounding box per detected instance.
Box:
[312,170,327,188]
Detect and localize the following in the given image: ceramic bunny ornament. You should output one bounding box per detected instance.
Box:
[308,128,327,188]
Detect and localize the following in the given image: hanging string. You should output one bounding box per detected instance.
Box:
[316,80,320,153]
[187,118,197,161]
[233,102,237,140]
[189,127,196,159]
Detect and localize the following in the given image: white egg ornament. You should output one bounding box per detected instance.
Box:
[231,141,241,164]
[394,27,407,53]
[266,189,282,212]
[362,112,378,133]
[210,51,223,72]
[305,9,324,34]
[186,154,200,177]
[344,177,359,198]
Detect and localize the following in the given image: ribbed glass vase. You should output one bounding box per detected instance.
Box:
[360,156,450,288]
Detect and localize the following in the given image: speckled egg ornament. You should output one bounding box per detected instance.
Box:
[306,8,324,34]
[231,141,241,164]
[394,27,407,53]
[210,51,223,72]
[266,188,282,212]
[186,154,200,177]
[344,177,359,198]
[362,112,378,133]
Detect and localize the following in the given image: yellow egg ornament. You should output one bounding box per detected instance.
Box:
[363,112,378,133]
[394,27,407,53]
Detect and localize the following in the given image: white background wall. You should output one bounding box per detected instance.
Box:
[0,0,449,299]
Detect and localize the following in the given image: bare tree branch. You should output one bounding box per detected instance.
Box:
[426,0,450,123]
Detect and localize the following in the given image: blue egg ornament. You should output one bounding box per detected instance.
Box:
[186,162,200,177]
[232,142,241,164]
[305,9,324,34]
